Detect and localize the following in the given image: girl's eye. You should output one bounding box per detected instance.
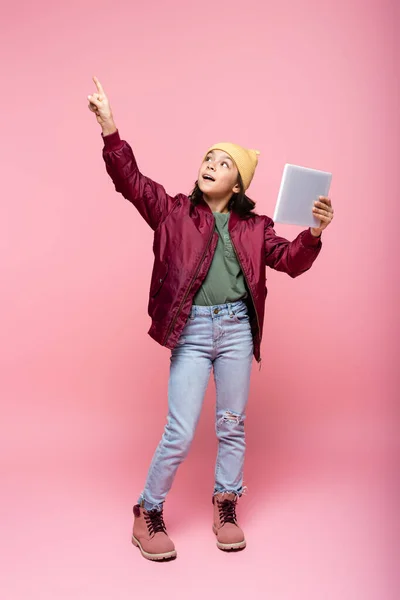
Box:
[222,162,228,168]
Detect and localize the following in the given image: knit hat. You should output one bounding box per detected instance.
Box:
[205,142,260,191]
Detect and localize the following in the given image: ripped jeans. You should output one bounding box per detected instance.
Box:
[137,300,254,511]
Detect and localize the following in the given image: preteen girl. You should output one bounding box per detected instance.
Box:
[88,76,334,561]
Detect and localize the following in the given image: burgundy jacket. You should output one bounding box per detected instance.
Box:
[101,130,322,363]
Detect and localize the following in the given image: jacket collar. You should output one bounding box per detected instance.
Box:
[196,197,241,231]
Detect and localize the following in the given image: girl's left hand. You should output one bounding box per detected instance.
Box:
[310,196,334,237]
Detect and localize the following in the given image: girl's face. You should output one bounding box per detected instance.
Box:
[197,149,241,198]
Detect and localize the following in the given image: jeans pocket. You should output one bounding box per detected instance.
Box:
[232,307,250,324]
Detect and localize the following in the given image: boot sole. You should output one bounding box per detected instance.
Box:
[212,526,246,551]
[131,535,177,561]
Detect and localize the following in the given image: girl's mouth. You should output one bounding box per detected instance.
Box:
[203,174,215,182]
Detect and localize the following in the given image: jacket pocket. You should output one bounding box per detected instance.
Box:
[150,262,169,297]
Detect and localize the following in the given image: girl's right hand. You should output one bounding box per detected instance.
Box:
[87,76,115,132]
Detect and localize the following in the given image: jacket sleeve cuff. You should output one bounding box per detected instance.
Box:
[101,129,124,151]
[302,228,322,247]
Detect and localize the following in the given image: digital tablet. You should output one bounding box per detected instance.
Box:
[273,164,332,228]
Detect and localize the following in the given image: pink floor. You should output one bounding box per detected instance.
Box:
[3,417,395,600]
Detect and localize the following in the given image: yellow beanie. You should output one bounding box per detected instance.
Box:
[205,142,260,191]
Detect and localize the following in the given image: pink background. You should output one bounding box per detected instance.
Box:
[1,0,398,598]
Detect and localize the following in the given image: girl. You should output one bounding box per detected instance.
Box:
[88,76,334,562]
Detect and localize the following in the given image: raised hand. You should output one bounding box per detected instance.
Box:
[310,196,334,236]
[87,76,116,134]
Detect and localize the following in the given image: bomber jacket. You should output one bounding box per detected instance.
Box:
[101,130,322,363]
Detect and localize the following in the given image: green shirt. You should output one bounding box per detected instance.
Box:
[193,212,248,306]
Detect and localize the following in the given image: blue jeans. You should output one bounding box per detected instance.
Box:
[137,300,254,511]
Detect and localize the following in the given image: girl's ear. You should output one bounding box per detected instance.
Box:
[232,182,241,194]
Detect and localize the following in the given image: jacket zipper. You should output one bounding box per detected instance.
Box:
[230,236,262,367]
[162,223,216,346]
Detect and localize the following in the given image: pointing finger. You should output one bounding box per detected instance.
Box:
[93,76,104,95]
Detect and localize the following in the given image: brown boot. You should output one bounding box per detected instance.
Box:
[131,504,177,561]
[212,492,246,551]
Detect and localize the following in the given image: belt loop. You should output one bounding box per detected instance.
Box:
[227,302,234,318]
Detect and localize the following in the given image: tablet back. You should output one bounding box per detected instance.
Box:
[273,164,332,228]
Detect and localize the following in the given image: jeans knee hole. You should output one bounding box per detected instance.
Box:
[221,410,243,425]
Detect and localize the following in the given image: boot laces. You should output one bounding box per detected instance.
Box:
[218,498,237,525]
[144,509,167,535]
